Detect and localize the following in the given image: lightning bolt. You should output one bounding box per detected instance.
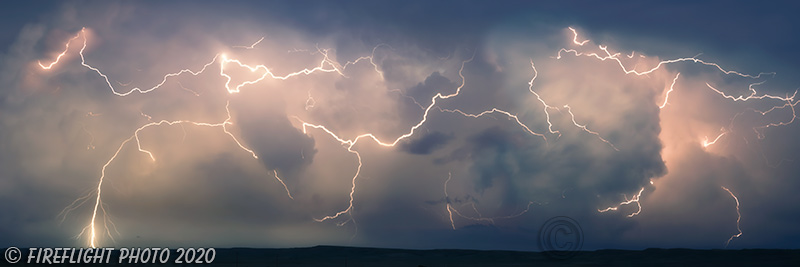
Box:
[441,173,536,229]
[444,172,455,230]
[568,27,589,46]
[703,130,728,148]
[232,36,265,49]
[721,186,742,247]
[434,107,546,140]
[563,105,620,151]
[659,73,680,109]
[598,187,645,217]
[526,60,562,138]
[272,170,294,200]
[556,44,774,78]
[176,81,201,96]
[38,30,83,70]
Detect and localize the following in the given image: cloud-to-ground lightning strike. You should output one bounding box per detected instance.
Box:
[444,172,456,230]
[721,186,742,248]
[39,25,796,249]
[61,100,260,247]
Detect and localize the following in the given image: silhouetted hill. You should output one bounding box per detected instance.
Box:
[177,246,800,266]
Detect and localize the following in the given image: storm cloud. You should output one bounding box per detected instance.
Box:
[1,0,799,251]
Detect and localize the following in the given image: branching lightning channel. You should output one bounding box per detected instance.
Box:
[442,173,535,229]
[297,54,602,229]
[559,28,797,148]
[556,44,775,79]
[598,187,645,217]
[435,58,620,149]
[705,82,799,140]
[527,60,561,138]
[563,105,620,151]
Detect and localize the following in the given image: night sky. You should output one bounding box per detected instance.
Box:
[1,1,799,251]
